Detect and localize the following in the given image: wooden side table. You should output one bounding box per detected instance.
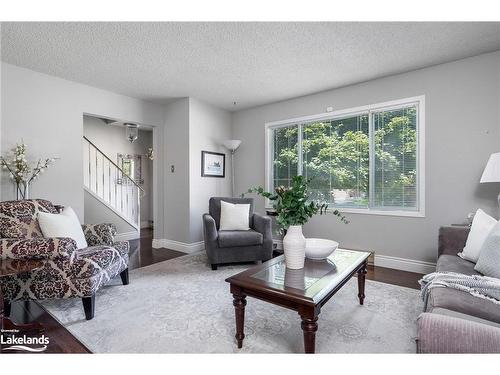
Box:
[0,259,44,333]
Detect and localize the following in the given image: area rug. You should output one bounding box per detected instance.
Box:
[41,252,423,353]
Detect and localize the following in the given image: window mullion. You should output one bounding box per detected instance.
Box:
[270,128,275,193]
[368,110,375,209]
[297,123,303,176]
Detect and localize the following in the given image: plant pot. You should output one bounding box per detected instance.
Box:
[283,225,306,269]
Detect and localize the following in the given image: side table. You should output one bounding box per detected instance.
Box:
[0,259,44,333]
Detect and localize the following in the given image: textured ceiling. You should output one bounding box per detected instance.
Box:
[2,22,500,111]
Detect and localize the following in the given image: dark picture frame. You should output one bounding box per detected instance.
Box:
[201,151,225,178]
[117,153,144,185]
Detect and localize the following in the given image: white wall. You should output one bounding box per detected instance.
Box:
[0,63,164,222]
[231,51,500,268]
[83,115,153,227]
[189,97,232,243]
[153,97,232,248]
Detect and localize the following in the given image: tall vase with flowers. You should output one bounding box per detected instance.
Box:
[246,176,349,269]
[0,142,58,200]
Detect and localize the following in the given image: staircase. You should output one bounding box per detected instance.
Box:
[83,136,143,230]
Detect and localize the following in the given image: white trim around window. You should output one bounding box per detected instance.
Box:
[264,95,426,218]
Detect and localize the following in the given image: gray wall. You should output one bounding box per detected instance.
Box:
[0,63,164,222]
[156,98,191,243]
[231,51,500,264]
[154,97,232,245]
[83,115,153,227]
[4,52,499,261]
[0,63,231,247]
[189,97,232,243]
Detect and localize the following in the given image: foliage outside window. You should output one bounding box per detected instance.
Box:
[268,98,423,214]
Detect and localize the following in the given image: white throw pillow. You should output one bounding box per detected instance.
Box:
[38,207,88,249]
[458,208,497,263]
[219,201,250,231]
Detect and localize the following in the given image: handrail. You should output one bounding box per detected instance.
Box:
[83,136,145,193]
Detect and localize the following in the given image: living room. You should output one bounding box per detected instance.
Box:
[1,1,500,373]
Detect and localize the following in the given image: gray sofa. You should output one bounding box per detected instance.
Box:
[202,197,273,270]
[417,226,500,353]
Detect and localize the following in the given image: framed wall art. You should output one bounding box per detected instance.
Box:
[201,151,225,178]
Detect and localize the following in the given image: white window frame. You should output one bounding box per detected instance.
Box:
[264,95,425,218]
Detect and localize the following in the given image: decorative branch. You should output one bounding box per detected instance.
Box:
[1,142,58,199]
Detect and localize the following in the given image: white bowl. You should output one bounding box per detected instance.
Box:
[305,238,339,260]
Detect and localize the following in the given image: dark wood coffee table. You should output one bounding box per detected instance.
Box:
[225,249,370,353]
[0,259,44,334]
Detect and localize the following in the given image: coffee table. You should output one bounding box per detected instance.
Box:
[225,249,370,353]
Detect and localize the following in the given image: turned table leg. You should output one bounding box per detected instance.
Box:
[301,315,318,354]
[357,262,367,305]
[232,293,247,349]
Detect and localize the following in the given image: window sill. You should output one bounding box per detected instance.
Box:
[337,208,425,218]
[265,207,425,218]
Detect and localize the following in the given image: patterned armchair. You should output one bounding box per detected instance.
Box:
[0,199,129,320]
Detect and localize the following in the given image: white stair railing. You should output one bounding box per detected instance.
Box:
[83,136,142,229]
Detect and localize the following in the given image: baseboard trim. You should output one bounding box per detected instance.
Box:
[152,239,205,253]
[115,231,140,241]
[374,254,435,274]
[272,239,435,274]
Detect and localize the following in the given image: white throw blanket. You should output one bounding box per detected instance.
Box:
[419,272,500,310]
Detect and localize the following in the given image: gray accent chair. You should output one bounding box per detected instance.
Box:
[203,197,273,270]
[416,226,500,353]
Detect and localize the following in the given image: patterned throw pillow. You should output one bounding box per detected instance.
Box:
[475,221,500,278]
[0,199,57,239]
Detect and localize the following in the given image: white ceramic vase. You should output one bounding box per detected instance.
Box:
[283,225,306,269]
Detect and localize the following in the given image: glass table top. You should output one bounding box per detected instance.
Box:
[251,249,369,292]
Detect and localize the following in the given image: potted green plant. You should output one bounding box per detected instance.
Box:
[246,175,348,269]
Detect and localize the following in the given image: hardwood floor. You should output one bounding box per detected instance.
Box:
[128,228,185,270]
[366,264,422,289]
[2,299,92,353]
[2,230,423,354]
